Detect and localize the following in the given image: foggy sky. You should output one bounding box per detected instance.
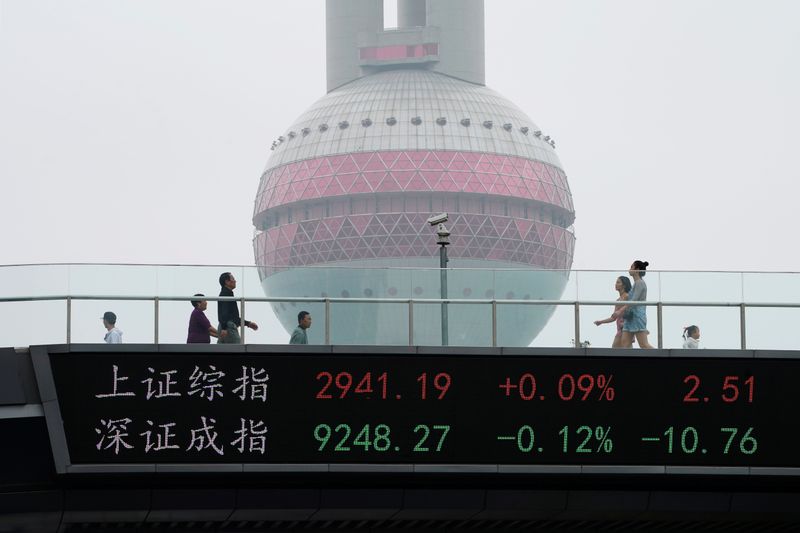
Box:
[2,0,799,272]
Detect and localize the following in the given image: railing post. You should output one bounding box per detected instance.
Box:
[740,303,747,349]
[408,299,414,346]
[491,300,497,347]
[574,302,581,348]
[325,298,331,345]
[154,297,159,344]
[241,297,246,344]
[657,302,663,349]
[66,296,72,344]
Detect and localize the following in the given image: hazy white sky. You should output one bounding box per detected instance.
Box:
[2,0,799,272]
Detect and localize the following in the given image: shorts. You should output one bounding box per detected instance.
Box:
[622,306,649,333]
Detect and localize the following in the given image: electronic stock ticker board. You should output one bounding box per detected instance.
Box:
[33,346,800,474]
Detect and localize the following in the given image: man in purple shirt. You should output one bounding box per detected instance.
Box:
[187,294,223,343]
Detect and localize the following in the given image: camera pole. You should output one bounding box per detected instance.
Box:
[437,223,450,346]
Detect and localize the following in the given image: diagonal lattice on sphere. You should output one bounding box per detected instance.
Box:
[253,2,575,346]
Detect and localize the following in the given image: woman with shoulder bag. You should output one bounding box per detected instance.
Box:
[620,260,654,349]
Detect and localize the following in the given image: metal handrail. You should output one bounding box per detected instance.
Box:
[2,293,798,348]
[2,294,796,307]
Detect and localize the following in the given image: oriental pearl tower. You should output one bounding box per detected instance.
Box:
[253,0,575,346]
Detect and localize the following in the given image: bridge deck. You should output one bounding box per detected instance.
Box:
[2,345,800,530]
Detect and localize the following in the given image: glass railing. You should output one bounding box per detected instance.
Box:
[1,263,799,350]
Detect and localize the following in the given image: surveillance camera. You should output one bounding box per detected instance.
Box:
[427,213,448,226]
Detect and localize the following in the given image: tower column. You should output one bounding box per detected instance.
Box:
[398,0,427,28]
[427,0,484,85]
[326,0,383,92]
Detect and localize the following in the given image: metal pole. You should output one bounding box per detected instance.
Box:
[408,299,414,346]
[573,302,580,348]
[241,297,246,344]
[740,303,747,349]
[440,244,448,346]
[66,297,72,344]
[657,302,663,349]
[154,297,159,344]
[491,300,497,347]
[325,298,331,345]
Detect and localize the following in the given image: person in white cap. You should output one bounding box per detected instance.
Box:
[102,311,123,344]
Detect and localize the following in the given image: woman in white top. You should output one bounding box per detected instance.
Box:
[682,325,700,349]
[593,276,631,348]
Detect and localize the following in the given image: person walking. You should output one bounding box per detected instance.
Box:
[593,276,632,348]
[217,272,258,343]
[620,260,654,349]
[187,294,223,343]
[290,311,312,344]
[102,311,123,344]
[682,325,701,349]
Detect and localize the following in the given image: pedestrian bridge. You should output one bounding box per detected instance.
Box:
[2,264,800,531]
[1,263,798,349]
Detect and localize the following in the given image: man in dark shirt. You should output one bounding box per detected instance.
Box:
[217,272,258,343]
[187,294,222,343]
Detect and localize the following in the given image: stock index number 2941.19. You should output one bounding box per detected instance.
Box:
[315,371,452,400]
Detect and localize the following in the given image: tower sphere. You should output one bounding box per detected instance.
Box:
[253,2,575,345]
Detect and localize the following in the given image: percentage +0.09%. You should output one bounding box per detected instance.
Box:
[498,373,616,401]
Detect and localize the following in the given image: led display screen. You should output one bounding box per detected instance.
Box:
[46,351,794,468]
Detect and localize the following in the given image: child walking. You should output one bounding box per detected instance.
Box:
[682,325,700,349]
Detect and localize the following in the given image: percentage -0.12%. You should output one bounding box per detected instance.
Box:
[498,373,616,401]
[496,425,614,454]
